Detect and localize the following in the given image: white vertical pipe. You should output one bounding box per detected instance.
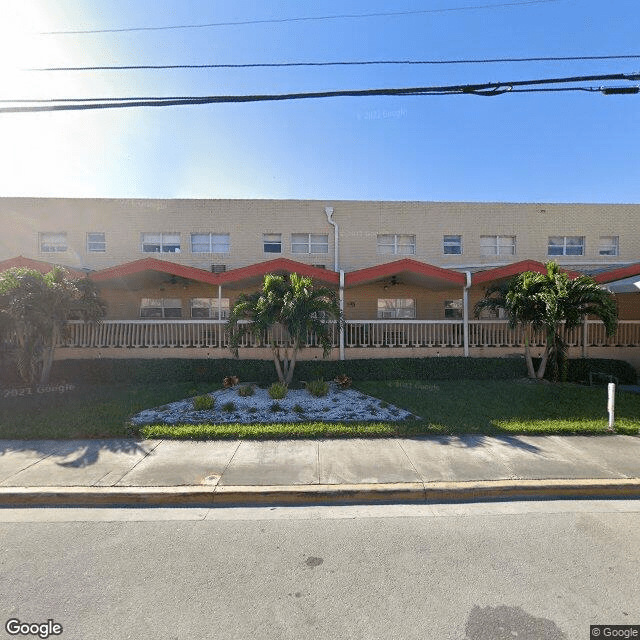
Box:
[463,271,472,357]
[339,270,345,361]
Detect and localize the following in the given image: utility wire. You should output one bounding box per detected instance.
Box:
[41,0,562,35]
[2,72,638,114]
[34,54,640,72]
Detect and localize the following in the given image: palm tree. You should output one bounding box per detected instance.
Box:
[227,272,342,385]
[0,266,105,385]
[474,262,618,380]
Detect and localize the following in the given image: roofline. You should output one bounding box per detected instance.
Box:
[594,263,640,284]
[0,255,86,279]
[472,260,581,285]
[345,259,465,287]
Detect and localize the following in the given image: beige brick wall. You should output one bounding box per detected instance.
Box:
[3,197,638,272]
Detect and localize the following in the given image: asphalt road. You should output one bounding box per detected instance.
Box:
[1,501,639,640]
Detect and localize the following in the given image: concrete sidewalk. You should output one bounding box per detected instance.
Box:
[1,435,639,507]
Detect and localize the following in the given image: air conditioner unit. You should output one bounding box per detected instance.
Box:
[211,264,226,273]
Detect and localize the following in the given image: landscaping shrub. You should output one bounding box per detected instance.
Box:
[268,382,288,399]
[305,378,329,397]
[192,395,214,411]
[34,355,637,387]
[237,385,255,397]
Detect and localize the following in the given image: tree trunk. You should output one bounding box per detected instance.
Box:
[271,346,286,384]
[523,326,536,379]
[285,347,299,385]
[40,346,55,385]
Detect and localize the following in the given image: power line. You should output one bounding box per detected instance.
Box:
[34,54,640,72]
[41,0,562,35]
[2,72,638,113]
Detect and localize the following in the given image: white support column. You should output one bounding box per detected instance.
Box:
[463,271,472,357]
[582,317,588,358]
[339,270,345,361]
[218,285,222,320]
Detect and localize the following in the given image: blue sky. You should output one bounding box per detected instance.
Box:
[1,0,639,202]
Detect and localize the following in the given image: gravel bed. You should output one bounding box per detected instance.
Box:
[130,383,417,425]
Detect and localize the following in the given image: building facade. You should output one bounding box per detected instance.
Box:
[2,197,639,365]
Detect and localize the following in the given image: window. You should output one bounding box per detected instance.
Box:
[443,235,462,255]
[142,233,180,253]
[140,298,182,318]
[480,235,516,256]
[39,232,67,253]
[377,234,416,255]
[548,236,584,256]
[263,233,282,253]
[87,232,106,252]
[190,298,230,319]
[444,299,463,319]
[191,233,229,254]
[291,233,329,254]
[377,299,416,319]
[599,236,619,256]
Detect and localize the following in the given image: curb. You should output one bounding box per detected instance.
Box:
[1,479,639,508]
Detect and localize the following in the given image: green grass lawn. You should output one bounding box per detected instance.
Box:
[1,378,638,440]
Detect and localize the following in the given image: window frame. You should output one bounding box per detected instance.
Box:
[291,233,329,254]
[598,236,619,256]
[86,232,106,253]
[444,299,464,320]
[190,297,230,319]
[139,298,182,319]
[39,232,67,253]
[376,234,416,256]
[480,235,516,256]
[190,233,230,254]
[443,235,463,255]
[263,233,282,254]
[547,235,585,257]
[141,232,181,253]
[377,298,416,319]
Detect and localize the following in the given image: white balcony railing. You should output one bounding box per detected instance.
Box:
[57,319,640,350]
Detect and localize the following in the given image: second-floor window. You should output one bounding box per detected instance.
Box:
[443,235,462,255]
[548,236,584,256]
[191,233,230,253]
[377,234,416,255]
[142,233,180,253]
[263,233,282,253]
[599,236,619,256]
[87,232,106,252]
[480,235,516,256]
[291,233,328,254]
[40,232,67,253]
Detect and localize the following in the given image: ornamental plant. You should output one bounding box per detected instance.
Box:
[268,382,288,399]
[305,378,329,397]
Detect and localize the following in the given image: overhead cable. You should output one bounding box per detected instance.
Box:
[34,54,640,72]
[41,0,562,35]
[1,71,638,114]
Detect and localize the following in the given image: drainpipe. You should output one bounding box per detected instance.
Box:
[324,206,343,360]
[339,270,345,361]
[463,271,472,357]
[218,284,222,321]
[324,206,338,272]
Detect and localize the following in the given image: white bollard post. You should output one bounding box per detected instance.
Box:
[607,382,615,431]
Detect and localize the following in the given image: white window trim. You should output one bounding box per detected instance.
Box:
[547,236,585,256]
[377,234,416,255]
[139,298,182,318]
[291,233,329,254]
[443,235,463,255]
[39,232,67,253]
[480,235,516,256]
[263,233,282,254]
[190,298,230,319]
[599,236,619,256]
[141,232,181,253]
[190,233,230,254]
[87,232,106,253]
[377,298,416,319]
